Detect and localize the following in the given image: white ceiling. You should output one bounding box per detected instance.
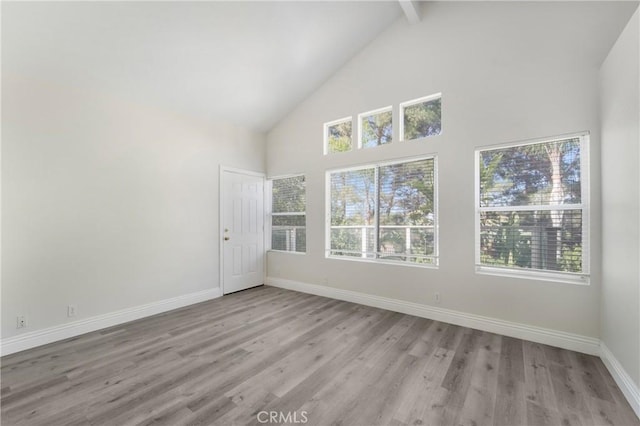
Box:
[2,1,403,132]
[3,1,638,133]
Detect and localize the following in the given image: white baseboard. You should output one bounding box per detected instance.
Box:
[265,277,601,356]
[0,288,222,357]
[600,342,640,419]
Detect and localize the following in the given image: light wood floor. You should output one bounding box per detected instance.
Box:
[1,286,638,426]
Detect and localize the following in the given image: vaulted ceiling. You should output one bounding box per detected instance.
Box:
[2,1,403,131]
[2,1,637,133]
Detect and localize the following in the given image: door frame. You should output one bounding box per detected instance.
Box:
[219,166,267,295]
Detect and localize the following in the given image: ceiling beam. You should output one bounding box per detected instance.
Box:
[398,0,422,24]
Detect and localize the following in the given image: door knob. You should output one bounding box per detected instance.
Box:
[224,237,230,241]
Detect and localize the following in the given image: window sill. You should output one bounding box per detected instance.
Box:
[327,254,438,270]
[268,250,306,255]
[476,265,590,286]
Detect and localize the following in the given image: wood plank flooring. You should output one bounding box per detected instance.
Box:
[1,286,638,426]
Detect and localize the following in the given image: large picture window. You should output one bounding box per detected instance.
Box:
[271,175,306,253]
[476,133,589,283]
[327,157,437,266]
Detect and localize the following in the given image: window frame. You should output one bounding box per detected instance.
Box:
[268,173,307,255]
[474,132,590,285]
[325,154,439,268]
[323,116,353,155]
[357,105,394,149]
[399,93,442,142]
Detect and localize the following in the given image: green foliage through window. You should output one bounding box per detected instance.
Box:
[326,119,352,154]
[477,136,586,275]
[328,158,437,265]
[402,96,442,140]
[360,108,393,148]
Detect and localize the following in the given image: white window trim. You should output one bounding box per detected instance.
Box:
[474,131,590,285]
[399,92,442,142]
[323,116,353,155]
[357,105,393,149]
[268,173,307,254]
[325,154,439,268]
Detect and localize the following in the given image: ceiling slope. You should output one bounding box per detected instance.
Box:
[2,1,403,132]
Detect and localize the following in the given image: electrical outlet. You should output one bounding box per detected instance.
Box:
[16,315,27,329]
[434,292,441,304]
[67,305,77,318]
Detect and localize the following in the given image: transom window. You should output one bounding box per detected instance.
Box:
[475,133,589,283]
[327,156,438,266]
[359,106,393,148]
[400,93,442,141]
[325,117,352,154]
[324,94,442,154]
[270,175,306,253]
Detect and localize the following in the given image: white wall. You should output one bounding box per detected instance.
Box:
[266,2,619,338]
[1,73,265,340]
[600,7,640,388]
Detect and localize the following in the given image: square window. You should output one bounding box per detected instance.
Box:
[400,94,441,141]
[359,107,393,148]
[325,118,352,154]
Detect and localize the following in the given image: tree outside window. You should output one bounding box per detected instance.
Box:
[477,136,587,276]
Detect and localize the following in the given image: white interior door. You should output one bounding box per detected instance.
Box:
[221,169,265,294]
